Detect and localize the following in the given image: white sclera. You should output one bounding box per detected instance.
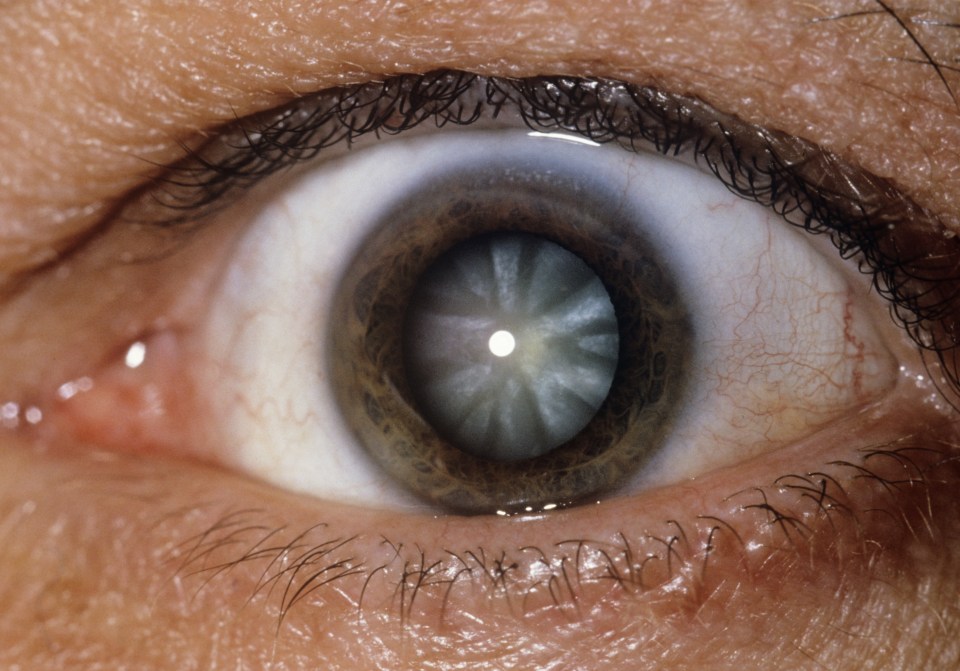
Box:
[199,130,897,511]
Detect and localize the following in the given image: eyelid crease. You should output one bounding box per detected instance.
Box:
[126,69,960,403]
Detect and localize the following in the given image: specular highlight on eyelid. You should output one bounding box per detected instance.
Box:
[13,71,960,512]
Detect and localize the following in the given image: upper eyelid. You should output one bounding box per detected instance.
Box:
[141,71,911,225]
[811,1,960,110]
[126,69,960,399]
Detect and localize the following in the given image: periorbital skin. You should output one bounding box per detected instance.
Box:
[3,3,960,668]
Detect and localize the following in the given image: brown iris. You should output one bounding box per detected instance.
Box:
[328,164,691,513]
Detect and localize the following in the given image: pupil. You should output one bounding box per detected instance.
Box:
[403,232,620,462]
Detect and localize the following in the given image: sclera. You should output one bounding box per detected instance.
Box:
[197,129,896,512]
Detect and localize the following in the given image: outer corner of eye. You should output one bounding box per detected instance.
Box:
[24,75,923,518]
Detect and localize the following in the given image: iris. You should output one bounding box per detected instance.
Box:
[329,165,690,513]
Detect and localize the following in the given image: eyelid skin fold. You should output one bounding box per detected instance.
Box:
[2,0,958,279]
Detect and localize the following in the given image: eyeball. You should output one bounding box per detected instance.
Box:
[187,127,894,513]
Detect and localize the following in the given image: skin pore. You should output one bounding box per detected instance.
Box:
[1,0,959,669]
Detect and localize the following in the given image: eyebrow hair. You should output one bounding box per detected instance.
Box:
[812,0,960,109]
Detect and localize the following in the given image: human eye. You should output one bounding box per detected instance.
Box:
[7,69,958,663]
[62,71,918,520]
[3,2,960,670]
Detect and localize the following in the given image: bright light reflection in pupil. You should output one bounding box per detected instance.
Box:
[404,233,620,462]
[488,330,516,357]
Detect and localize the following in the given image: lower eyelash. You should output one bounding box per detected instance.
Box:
[137,69,960,404]
[161,437,956,632]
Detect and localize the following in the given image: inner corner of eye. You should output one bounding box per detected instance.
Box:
[28,328,209,462]
[149,89,902,516]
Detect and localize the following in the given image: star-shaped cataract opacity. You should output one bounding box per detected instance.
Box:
[404,234,619,461]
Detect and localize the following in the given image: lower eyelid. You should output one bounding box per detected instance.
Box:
[4,386,955,667]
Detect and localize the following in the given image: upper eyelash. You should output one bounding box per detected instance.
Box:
[138,69,960,400]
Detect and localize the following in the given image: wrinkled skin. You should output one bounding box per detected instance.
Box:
[1,1,960,669]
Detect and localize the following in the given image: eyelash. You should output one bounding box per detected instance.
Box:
[140,69,960,400]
